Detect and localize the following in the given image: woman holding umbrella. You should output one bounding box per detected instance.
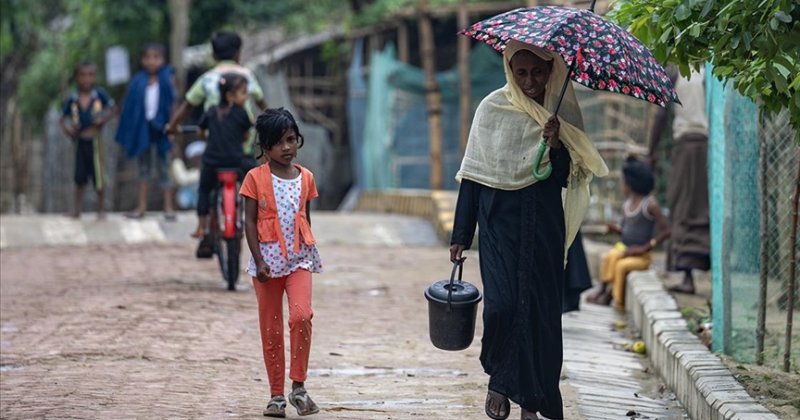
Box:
[449,39,607,420]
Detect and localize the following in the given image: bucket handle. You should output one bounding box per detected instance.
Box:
[447,257,466,312]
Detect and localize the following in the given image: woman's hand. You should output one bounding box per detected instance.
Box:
[255,260,270,282]
[449,244,465,263]
[543,115,561,149]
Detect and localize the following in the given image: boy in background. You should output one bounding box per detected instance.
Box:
[116,43,177,220]
[60,61,115,219]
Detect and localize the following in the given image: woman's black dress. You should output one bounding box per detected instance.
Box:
[563,230,592,313]
[451,147,570,419]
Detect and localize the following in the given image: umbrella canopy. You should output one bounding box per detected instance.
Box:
[460,6,679,108]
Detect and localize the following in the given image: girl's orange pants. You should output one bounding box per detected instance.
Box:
[252,269,313,396]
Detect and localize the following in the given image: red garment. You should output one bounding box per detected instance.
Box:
[252,269,313,396]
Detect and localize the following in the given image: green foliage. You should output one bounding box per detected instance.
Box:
[16,48,62,120]
[7,0,513,122]
[352,0,510,27]
[609,0,800,142]
[0,0,59,64]
[8,0,168,120]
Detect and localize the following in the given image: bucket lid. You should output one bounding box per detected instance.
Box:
[425,279,481,304]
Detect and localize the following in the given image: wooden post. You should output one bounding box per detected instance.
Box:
[168,0,191,93]
[397,21,410,63]
[11,107,26,213]
[457,1,471,154]
[418,0,443,189]
[784,147,800,372]
[305,56,313,100]
[756,136,768,365]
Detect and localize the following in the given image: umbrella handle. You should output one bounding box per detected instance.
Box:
[531,141,552,181]
[533,55,579,181]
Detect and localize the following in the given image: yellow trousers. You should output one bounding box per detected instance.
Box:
[600,248,651,309]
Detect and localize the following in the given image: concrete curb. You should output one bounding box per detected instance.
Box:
[625,271,778,420]
[0,213,174,249]
[356,189,457,244]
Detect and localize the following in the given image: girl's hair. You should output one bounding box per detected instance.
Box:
[622,155,654,195]
[255,108,304,158]
[217,72,248,107]
[141,42,166,58]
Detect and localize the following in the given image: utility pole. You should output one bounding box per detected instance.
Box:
[169,0,192,93]
[417,0,443,189]
[457,0,471,154]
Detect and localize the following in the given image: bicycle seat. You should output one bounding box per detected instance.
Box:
[216,168,240,183]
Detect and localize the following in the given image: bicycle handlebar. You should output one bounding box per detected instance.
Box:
[177,125,200,134]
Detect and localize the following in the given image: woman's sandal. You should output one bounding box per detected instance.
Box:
[263,395,286,418]
[288,387,320,416]
[485,389,510,420]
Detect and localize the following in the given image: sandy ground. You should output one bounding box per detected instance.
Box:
[1,243,583,419]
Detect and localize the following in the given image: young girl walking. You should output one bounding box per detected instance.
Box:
[240,108,323,417]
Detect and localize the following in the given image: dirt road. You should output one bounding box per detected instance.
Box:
[1,213,683,419]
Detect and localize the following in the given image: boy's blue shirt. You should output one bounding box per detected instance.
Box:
[115,65,176,158]
[62,87,114,136]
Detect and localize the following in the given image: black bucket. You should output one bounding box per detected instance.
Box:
[425,259,482,351]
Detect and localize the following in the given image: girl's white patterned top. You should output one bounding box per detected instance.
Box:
[246,174,323,278]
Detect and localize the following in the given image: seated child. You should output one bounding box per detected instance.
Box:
[588,156,670,310]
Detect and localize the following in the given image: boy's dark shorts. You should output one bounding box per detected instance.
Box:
[75,138,102,190]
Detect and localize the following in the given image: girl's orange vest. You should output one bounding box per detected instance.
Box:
[250,163,316,258]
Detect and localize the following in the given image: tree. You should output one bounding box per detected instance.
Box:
[609,0,800,142]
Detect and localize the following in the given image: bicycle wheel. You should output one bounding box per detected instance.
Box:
[225,238,240,291]
[214,233,228,281]
[212,191,228,283]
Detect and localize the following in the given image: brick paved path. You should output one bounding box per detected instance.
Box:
[0,214,685,419]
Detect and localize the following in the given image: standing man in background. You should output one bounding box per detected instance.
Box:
[649,68,710,294]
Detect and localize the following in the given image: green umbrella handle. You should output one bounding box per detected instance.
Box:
[532,140,552,181]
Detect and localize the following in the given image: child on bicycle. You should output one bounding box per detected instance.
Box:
[193,72,252,241]
[240,108,322,418]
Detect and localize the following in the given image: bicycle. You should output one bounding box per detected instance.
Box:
[208,167,243,291]
[179,125,243,291]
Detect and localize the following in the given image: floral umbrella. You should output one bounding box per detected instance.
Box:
[460,3,679,180]
[460,5,679,109]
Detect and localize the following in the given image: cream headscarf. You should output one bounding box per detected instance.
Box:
[456,40,608,252]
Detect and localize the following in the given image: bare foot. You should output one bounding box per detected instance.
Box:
[191,226,205,239]
[125,211,145,219]
[588,291,612,306]
[585,286,607,303]
[668,283,695,294]
[520,408,536,420]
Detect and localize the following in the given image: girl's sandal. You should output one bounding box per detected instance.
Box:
[263,395,286,418]
[288,387,320,416]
